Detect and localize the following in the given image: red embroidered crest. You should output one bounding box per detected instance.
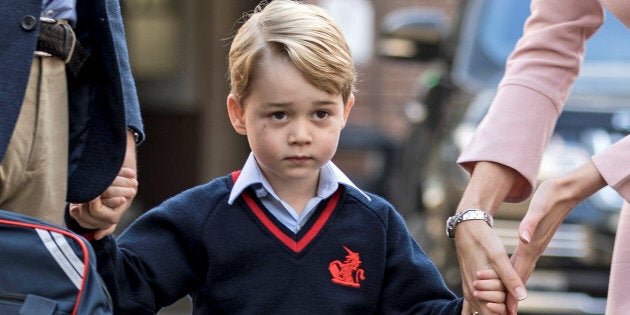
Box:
[328,245,365,288]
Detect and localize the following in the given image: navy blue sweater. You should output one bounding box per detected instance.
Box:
[91,173,463,314]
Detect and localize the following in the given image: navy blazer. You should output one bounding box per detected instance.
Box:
[0,0,144,203]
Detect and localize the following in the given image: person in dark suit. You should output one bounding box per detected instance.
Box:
[0,0,143,231]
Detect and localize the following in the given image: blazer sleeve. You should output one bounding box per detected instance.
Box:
[592,135,630,202]
[105,0,145,143]
[457,0,605,202]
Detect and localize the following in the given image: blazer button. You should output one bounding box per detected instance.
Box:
[21,15,38,31]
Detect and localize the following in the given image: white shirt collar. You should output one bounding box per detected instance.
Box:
[228,152,370,204]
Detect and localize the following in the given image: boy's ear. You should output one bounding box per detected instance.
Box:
[227,94,247,135]
[342,94,355,127]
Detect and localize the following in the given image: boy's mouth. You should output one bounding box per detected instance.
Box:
[285,156,312,163]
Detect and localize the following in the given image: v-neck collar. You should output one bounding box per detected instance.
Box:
[240,187,342,254]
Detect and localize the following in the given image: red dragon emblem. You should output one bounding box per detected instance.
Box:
[328,245,365,288]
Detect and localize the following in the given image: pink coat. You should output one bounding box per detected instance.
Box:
[456,1,630,313]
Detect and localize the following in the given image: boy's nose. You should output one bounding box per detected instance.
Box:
[288,121,312,145]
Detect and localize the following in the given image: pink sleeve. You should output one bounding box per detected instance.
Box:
[457,0,605,202]
[592,135,630,202]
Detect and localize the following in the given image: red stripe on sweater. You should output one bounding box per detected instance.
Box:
[234,170,340,253]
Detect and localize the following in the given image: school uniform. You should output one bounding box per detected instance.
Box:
[83,157,463,314]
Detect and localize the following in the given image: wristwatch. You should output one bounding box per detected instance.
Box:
[445,209,494,238]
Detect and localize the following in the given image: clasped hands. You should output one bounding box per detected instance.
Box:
[460,179,579,315]
[68,167,138,240]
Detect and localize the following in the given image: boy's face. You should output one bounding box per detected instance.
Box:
[227,57,354,189]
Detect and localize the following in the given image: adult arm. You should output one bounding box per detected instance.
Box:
[510,160,606,311]
[69,130,138,239]
[512,135,630,313]
[454,0,605,313]
[453,162,527,314]
[592,135,630,201]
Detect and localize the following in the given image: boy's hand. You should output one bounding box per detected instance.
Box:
[474,268,507,313]
[69,167,138,240]
[464,268,507,315]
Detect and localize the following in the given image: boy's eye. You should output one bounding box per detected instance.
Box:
[271,112,287,120]
[314,111,329,119]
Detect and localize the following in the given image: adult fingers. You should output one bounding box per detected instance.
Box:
[505,293,520,315]
[467,224,527,301]
[518,206,545,244]
[506,243,538,314]
[490,249,527,301]
[101,176,137,199]
[117,167,137,181]
[455,222,503,313]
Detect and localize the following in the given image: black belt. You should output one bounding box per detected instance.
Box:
[35,17,89,76]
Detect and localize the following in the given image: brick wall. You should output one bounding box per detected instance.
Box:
[353,0,461,142]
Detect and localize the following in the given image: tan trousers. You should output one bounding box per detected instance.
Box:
[0,57,68,226]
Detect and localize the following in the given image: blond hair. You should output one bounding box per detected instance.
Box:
[228,0,356,104]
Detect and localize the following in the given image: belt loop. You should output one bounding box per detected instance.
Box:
[58,22,77,64]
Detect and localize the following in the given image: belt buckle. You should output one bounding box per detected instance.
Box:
[34,18,56,58]
[40,17,56,24]
[35,17,77,64]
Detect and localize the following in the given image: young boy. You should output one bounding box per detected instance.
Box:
[69,0,505,314]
